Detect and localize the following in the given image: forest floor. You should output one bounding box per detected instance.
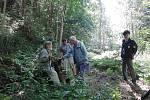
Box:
[85,67,150,100]
[1,50,150,100]
[86,51,150,100]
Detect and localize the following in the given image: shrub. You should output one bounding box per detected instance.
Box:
[91,58,121,73]
[91,83,121,100]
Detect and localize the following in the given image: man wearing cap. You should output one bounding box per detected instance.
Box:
[121,30,138,85]
[39,41,61,86]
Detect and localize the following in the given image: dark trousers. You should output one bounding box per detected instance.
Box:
[122,58,136,83]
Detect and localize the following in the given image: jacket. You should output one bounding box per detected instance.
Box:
[60,43,73,59]
[73,41,88,64]
[121,38,138,59]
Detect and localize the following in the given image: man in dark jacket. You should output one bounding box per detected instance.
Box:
[121,30,138,85]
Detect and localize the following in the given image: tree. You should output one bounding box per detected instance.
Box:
[1,0,7,33]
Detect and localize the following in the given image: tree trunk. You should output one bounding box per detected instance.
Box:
[21,0,26,17]
[1,0,7,30]
[59,1,67,47]
[55,10,59,41]
[130,11,135,38]
[59,9,64,47]
[47,0,54,38]
[33,0,38,13]
[20,0,35,41]
[99,0,102,49]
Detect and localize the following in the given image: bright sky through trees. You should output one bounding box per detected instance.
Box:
[101,0,127,34]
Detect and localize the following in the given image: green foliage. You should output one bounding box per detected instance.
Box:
[135,1,150,52]
[50,80,92,100]
[136,28,150,53]
[0,94,11,100]
[0,45,92,100]
[134,62,144,75]
[0,0,94,55]
[1,0,150,99]
[92,58,121,73]
[106,68,113,76]
[146,75,150,83]
[62,0,93,42]
[133,61,150,84]
[1,71,91,100]
[134,61,150,83]
[91,83,121,100]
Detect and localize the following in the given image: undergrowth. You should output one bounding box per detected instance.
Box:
[91,58,122,75]
[91,83,121,100]
[0,47,92,100]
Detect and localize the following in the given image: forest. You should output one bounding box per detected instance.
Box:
[0,0,150,100]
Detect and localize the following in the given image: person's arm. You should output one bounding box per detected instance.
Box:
[63,44,72,58]
[80,42,87,57]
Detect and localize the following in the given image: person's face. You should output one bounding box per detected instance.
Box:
[124,34,130,40]
[63,40,67,45]
[46,44,52,49]
[70,40,75,45]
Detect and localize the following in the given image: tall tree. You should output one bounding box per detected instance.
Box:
[1,0,7,32]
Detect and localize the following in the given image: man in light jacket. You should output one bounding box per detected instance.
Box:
[39,41,61,86]
[70,36,89,79]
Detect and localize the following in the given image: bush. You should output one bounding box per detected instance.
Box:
[91,83,121,100]
[0,94,11,100]
[91,58,121,73]
[0,48,93,100]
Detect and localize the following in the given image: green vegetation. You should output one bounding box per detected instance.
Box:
[0,0,150,99]
[0,51,92,100]
[92,58,121,73]
[92,83,121,100]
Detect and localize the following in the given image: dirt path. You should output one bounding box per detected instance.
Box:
[87,51,150,100]
[85,67,150,100]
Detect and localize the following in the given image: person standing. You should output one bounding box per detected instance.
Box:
[70,36,89,79]
[121,30,138,85]
[39,41,61,86]
[60,39,76,83]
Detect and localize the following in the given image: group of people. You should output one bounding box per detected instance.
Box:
[38,30,139,86]
[38,36,89,86]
